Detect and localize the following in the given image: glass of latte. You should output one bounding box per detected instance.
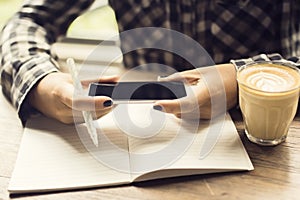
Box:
[237,61,300,146]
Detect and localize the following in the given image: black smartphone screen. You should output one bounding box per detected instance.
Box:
[88,81,187,100]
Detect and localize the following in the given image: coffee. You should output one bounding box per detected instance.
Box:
[237,62,300,145]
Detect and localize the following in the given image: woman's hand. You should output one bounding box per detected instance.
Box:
[28,72,119,124]
[153,63,238,119]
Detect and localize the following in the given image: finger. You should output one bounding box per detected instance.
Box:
[159,71,201,85]
[57,82,113,111]
[69,106,113,123]
[81,75,120,88]
[53,82,75,109]
[52,108,82,124]
[94,108,113,119]
[158,73,188,83]
[51,107,110,125]
[72,96,113,111]
[59,84,113,112]
[153,95,199,115]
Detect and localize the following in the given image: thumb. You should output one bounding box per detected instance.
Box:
[153,95,200,115]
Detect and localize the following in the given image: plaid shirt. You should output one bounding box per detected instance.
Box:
[1,0,300,124]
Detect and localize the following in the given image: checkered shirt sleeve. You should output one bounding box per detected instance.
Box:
[0,0,94,124]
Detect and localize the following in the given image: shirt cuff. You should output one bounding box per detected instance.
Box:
[230,53,299,70]
[15,57,59,125]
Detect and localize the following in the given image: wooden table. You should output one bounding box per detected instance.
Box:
[0,88,300,200]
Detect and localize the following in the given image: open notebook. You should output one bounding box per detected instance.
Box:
[8,104,253,194]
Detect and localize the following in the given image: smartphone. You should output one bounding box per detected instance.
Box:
[88,81,187,102]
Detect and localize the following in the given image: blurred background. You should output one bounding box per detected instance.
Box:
[0,0,121,69]
[0,0,118,39]
[0,0,22,30]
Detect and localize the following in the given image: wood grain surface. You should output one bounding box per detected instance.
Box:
[0,89,299,200]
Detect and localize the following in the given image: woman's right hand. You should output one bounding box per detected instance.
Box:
[28,72,118,124]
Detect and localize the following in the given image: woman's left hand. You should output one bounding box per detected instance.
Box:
[153,63,238,120]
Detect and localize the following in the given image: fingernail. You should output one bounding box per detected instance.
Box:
[153,105,163,111]
[103,100,113,107]
[157,75,168,81]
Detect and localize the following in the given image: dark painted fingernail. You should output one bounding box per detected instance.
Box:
[157,75,168,81]
[159,75,168,78]
[103,100,113,107]
[153,105,163,111]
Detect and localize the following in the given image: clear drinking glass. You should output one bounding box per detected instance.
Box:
[237,61,300,146]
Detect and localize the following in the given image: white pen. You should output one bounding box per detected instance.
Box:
[66,58,98,147]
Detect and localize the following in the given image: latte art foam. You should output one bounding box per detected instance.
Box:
[238,64,300,92]
[247,68,294,92]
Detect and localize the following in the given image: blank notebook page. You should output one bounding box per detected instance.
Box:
[8,104,253,194]
[8,116,131,193]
